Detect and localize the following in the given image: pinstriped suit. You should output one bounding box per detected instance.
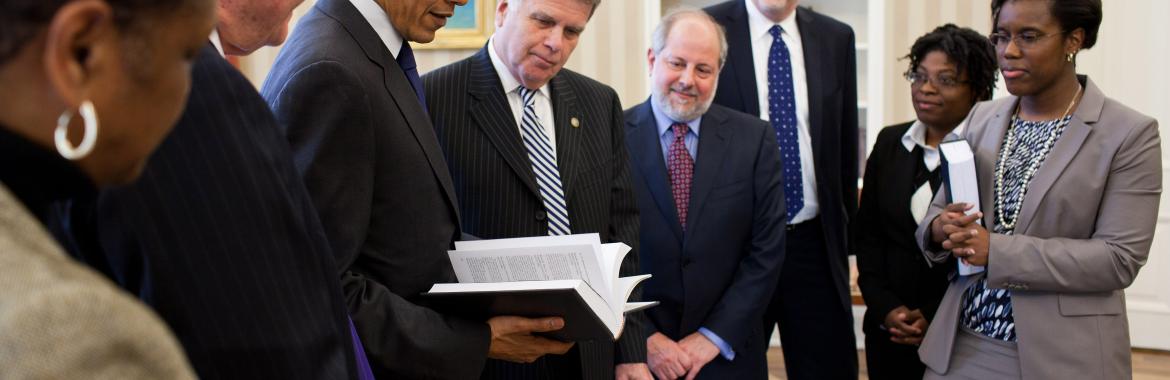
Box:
[422,47,648,380]
[50,45,358,379]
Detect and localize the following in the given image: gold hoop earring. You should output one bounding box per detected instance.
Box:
[1066,51,1076,62]
[54,100,99,160]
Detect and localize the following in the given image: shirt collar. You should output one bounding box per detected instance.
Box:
[901,119,966,152]
[488,37,550,99]
[746,0,799,43]
[650,98,702,139]
[209,29,225,57]
[351,0,403,58]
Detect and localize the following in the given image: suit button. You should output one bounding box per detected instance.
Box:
[682,258,693,268]
[535,212,546,221]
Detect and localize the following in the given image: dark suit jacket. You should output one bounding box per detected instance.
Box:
[261,0,491,378]
[624,100,786,379]
[853,121,951,337]
[421,47,647,380]
[51,45,357,379]
[705,2,859,309]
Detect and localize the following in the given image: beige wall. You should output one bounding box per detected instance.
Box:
[881,0,993,126]
[239,0,656,110]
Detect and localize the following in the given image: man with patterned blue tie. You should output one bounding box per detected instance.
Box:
[705,0,860,379]
[625,8,787,380]
[262,0,575,378]
[422,0,651,379]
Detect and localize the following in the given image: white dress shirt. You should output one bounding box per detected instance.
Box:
[209,29,225,57]
[900,119,966,223]
[745,0,818,224]
[351,0,404,59]
[488,38,557,152]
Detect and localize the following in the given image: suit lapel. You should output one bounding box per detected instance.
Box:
[975,102,1011,229]
[466,49,540,197]
[1016,78,1103,232]
[323,0,461,221]
[684,108,733,238]
[550,74,582,200]
[723,1,760,117]
[627,102,684,241]
[796,8,825,165]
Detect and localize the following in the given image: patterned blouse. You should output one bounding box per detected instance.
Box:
[959,114,1073,341]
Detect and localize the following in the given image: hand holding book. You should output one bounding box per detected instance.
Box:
[485,315,574,363]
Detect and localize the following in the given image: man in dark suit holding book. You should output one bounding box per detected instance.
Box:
[262,0,574,378]
[625,8,787,380]
[421,0,651,378]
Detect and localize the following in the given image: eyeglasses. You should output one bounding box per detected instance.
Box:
[988,30,1064,49]
[903,71,967,89]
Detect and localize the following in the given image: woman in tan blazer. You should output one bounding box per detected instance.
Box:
[915,0,1161,379]
[0,0,214,378]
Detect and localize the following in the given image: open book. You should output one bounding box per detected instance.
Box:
[423,233,655,341]
[939,139,986,276]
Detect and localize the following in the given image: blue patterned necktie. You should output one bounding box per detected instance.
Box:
[518,87,571,235]
[768,25,804,221]
[397,43,427,112]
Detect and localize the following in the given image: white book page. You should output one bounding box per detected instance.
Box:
[939,140,986,276]
[448,244,610,295]
[597,243,630,295]
[609,274,652,319]
[454,233,601,250]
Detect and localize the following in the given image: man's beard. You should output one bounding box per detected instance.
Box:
[652,85,715,123]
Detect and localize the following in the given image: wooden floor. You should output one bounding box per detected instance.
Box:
[765,348,1170,379]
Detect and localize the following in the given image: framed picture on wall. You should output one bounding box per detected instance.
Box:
[414,0,496,50]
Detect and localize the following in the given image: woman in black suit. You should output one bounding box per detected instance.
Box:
[854,24,997,380]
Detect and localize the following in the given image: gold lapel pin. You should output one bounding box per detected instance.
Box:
[570,117,580,128]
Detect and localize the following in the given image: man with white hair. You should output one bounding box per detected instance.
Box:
[624,8,787,379]
[422,0,652,378]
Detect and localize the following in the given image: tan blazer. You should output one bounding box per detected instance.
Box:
[915,77,1162,380]
[0,184,195,379]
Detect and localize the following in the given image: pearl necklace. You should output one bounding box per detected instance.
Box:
[993,84,1083,231]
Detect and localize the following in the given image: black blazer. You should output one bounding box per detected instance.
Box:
[705,1,859,309]
[624,100,786,379]
[853,122,951,335]
[421,47,646,380]
[52,45,357,379]
[261,0,490,378]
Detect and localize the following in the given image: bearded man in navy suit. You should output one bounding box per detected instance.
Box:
[624,8,786,380]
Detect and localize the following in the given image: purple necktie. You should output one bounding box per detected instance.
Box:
[668,123,694,229]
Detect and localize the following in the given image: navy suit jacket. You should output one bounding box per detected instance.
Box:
[52,45,357,379]
[625,100,787,378]
[705,1,859,309]
[261,0,491,378]
[422,47,647,380]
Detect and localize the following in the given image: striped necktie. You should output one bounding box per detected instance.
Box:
[518,87,571,235]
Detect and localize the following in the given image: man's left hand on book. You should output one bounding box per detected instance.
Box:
[486,316,574,363]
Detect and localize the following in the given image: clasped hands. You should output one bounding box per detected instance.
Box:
[646,332,721,380]
[930,202,990,266]
[884,306,928,345]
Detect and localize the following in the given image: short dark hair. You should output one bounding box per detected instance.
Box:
[905,23,998,101]
[0,0,194,65]
[992,0,1103,49]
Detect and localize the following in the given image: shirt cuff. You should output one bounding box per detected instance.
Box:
[698,327,735,361]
